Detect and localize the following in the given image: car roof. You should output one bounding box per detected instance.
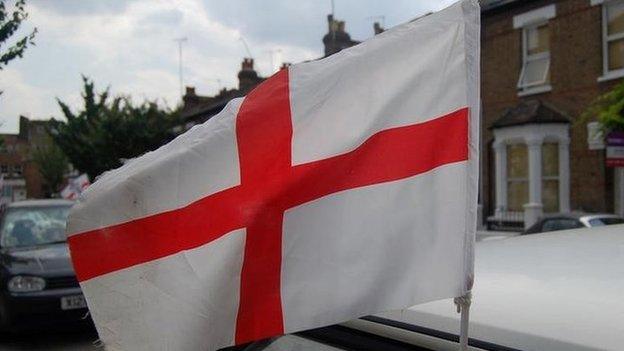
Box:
[368,225,624,350]
[7,199,74,208]
[540,212,618,220]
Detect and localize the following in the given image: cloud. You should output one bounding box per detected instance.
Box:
[0,68,49,132]
[0,0,452,133]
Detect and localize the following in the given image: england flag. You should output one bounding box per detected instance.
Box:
[67,1,480,349]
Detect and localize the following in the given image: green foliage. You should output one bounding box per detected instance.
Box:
[31,139,69,197]
[49,76,181,179]
[0,0,37,70]
[582,81,624,133]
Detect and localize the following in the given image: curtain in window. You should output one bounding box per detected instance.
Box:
[542,143,559,213]
[507,144,528,212]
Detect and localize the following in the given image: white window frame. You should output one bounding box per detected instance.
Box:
[517,21,551,90]
[513,5,555,95]
[599,0,624,81]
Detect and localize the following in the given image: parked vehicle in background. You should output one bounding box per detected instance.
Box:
[0,199,91,331]
[523,212,624,234]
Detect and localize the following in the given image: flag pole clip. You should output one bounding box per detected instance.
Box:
[454,291,472,351]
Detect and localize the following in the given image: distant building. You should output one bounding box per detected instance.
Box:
[0,116,50,204]
[480,0,624,229]
[180,2,624,230]
[322,15,360,57]
[178,15,383,132]
[178,58,265,130]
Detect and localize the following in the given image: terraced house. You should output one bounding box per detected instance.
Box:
[179,0,624,230]
[481,0,624,229]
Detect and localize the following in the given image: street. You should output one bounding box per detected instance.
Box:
[0,330,99,350]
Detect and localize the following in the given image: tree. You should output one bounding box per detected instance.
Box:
[49,77,180,179]
[0,0,37,146]
[1,0,37,70]
[583,81,624,132]
[31,140,69,197]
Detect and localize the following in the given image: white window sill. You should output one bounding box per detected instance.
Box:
[517,84,552,97]
[597,70,624,82]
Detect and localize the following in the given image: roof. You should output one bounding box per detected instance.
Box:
[8,199,74,208]
[480,0,521,12]
[360,225,624,350]
[180,89,244,122]
[490,99,570,129]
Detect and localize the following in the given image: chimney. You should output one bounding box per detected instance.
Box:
[238,57,260,93]
[241,58,254,71]
[185,86,196,96]
[373,22,385,35]
[322,14,354,57]
[337,21,345,32]
[280,62,291,70]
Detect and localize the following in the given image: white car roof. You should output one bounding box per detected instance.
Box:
[366,225,624,351]
[579,213,622,221]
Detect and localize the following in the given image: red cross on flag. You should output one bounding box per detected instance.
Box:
[67,1,480,349]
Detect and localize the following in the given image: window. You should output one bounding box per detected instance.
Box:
[541,218,583,232]
[603,0,624,74]
[507,144,528,212]
[2,185,12,197]
[588,217,624,226]
[13,164,22,176]
[0,205,71,248]
[518,23,550,90]
[1,165,8,174]
[542,143,559,213]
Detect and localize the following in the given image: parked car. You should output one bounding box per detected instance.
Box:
[0,199,91,331]
[227,225,624,351]
[523,212,624,234]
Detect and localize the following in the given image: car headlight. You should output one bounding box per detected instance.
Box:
[7,276,46,293]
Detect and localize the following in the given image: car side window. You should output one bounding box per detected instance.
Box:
[541,219,582,232]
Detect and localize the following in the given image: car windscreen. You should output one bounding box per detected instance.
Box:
[588,217,624,226]
[0,205,71,248]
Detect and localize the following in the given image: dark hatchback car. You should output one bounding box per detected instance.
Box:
[0,199,91,331]
[523,212,624,235]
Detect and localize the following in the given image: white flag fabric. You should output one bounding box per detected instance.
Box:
[67,1,480,350]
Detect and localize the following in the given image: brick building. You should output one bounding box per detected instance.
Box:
[179,15,382,130]
[180,1,624,229]
[481,0,624,229]
[0,116,50,204]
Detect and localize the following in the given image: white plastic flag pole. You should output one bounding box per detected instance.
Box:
[454,292,472,351]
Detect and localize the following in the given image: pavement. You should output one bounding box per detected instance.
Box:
[0,329,100,350]
[476,229,520,242]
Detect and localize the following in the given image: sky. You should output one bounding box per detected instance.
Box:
[0,0,456,133]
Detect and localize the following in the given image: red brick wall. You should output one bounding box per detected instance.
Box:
[482,0,621,216]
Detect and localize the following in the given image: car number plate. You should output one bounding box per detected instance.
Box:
[61,295,87,310]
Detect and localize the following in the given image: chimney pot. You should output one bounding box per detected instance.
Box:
[374,22,384,34]
[185,86,196,96]
[242,57,254,71]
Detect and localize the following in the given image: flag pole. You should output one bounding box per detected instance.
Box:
[454,291,472,351]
